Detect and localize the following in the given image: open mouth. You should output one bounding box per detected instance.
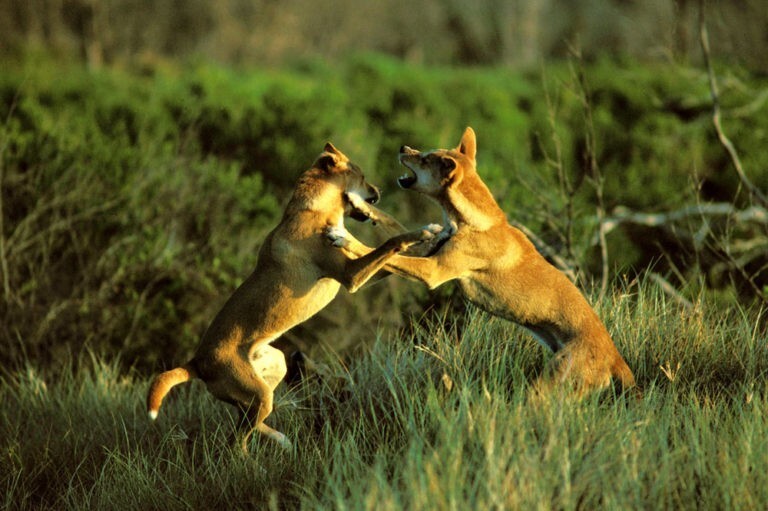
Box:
[398,146,420,188]
[350,209,370,222]
[398,168,417,189]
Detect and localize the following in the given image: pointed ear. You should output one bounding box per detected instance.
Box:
[315,152,339,172]
[324,142,340,155]
[457,127,476,161]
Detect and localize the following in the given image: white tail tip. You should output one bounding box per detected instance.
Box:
[148,410,158,421]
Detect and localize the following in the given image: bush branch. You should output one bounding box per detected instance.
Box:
[698,1,768,208]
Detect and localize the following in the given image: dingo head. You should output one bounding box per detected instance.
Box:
[398,127,503,230]
[398,127,477,195]
[313,142,381,222]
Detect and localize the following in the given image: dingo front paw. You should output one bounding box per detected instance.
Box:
[422,223,444,237]
[434,222,456,243]
[389,224,448,252]
[274,432,293,451]
[398,227,435,247]
[413,223,446,242]
[324,226,349,248]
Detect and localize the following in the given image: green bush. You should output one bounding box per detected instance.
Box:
[1,54,766,374]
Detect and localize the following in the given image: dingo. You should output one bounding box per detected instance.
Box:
[329,128,636,397]
[147,143,437,451]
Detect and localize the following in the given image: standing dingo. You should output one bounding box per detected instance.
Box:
[147,143,437,452]
[328,128,636,397]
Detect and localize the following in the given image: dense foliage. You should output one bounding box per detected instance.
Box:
[1,54,767,373]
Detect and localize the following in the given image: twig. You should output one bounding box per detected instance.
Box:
[601,202,768,305]
[729,88,768,118]
[122,273,166,348]
[648,272,694,310]
[7,199,122,259]
[570,44,609,300]
[541,66,577,264]
[698,1,768,208]
[600,203,768,239]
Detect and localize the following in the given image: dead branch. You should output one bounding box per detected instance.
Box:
[0,132,9,303]
[541,66,577,264]
[568,42,610,301]
[602,203,768,238]
[698,1,768,208]
[598,201,768,305]
[648,272,694,310]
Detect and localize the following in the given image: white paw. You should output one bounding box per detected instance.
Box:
[436,221,457,242]
[274,432,293,451]
[324,226,349,248]
[417,223,446,241]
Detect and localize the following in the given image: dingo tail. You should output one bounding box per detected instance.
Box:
[146,363,197,420]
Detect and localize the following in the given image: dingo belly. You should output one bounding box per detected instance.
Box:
[256,275,341,332]
[296,277,341,319]
[459,276,516,320]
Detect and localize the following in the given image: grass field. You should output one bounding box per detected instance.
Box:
[3,277,766,510]
[2,52,767,510]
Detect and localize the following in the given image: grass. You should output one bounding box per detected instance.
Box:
[2,278,766,510]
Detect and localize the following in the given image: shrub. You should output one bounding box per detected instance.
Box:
[2,54,766,374]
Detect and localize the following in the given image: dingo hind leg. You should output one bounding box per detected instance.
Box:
[244,344,291,450]
[532,339,637,400]
[529,345,583,400]
[208,350,290,452]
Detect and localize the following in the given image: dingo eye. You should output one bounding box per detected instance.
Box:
[440,157,456,171]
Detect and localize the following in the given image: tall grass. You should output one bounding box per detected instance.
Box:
[2,278,766,510]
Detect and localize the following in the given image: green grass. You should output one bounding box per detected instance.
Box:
[2,278,766,510]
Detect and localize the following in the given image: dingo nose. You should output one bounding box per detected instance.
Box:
[399,145,411,154]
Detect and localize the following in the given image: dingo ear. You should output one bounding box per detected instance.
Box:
[457,127,476,162]
[315,152,339,172]
[324,142,341,155]
[440,157,464,188]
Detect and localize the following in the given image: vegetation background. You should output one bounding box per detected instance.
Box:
[1,1,767,509]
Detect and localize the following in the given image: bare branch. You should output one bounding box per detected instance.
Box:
[0,138,9,303]
[648,272,694,310]
[698,1,768,208]
[570,45,609,300]
[600,203,768,239]
[598,201,768,305]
